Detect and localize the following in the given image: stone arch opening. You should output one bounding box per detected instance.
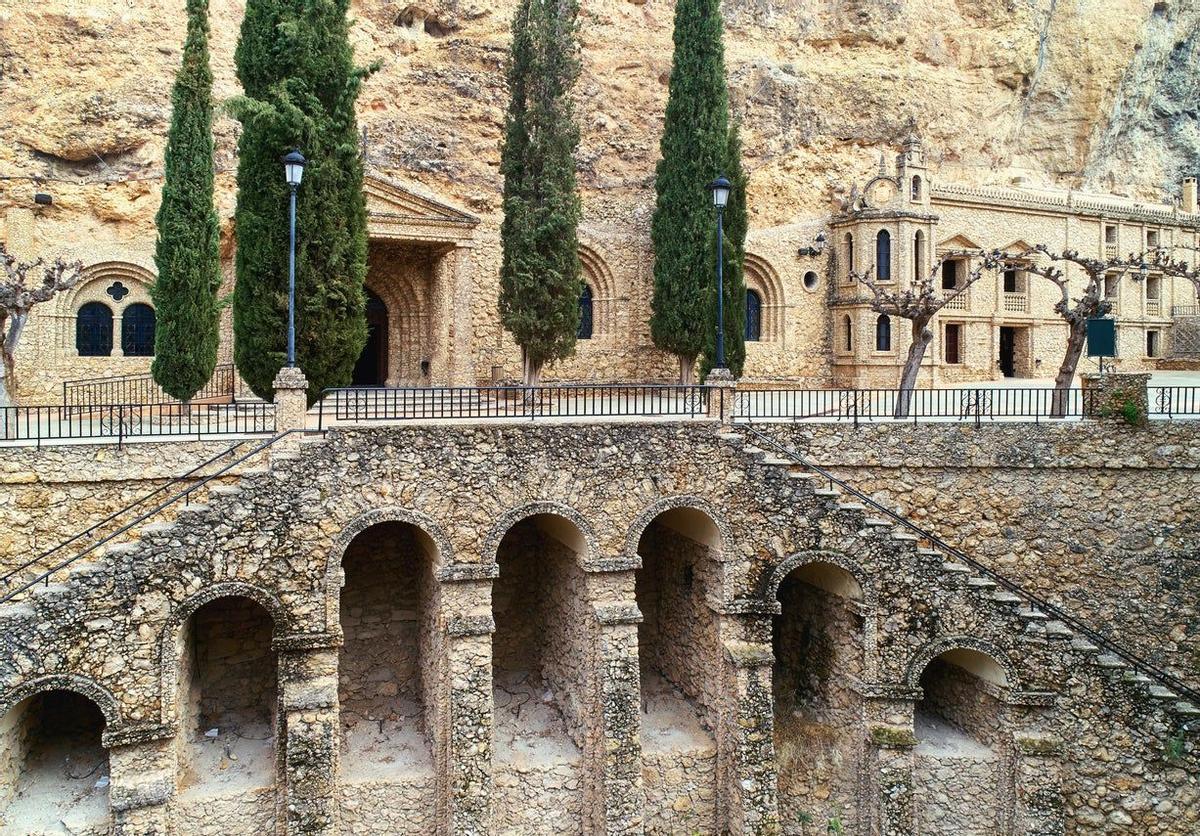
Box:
[174,595,278,820]
[491,512,589,832]
[578,243,616,339]
[634,506,722,833]
[0,689,109,833]
[337,520,437,815]
[743,253,785,344]
[351,288,390,386]
[772,559,866,831]
[913,647,1008,835]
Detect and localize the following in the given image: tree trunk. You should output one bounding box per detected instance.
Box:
[1052,320,1087,417]
[0,347,17,410]
[678,354,697,386]
[522,353,544,387]
[894,319,932,418]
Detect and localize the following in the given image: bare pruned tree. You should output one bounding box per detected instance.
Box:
[1,246,83,407]
[1008,245,1147,416]
[1146,243,1200,308]
[851,248,1004,417]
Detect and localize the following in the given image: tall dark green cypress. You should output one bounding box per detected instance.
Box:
[151,0,221,402]
[650,0,730,384]
[498,0,583,385]
[231,0,372,403]
[701,121,748,378]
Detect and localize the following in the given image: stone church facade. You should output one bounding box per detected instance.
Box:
[5,135,1197,403]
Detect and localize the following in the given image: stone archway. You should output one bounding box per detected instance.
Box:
[363,175,478,386]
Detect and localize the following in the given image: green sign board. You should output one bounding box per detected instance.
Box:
[1086,317,1116,357]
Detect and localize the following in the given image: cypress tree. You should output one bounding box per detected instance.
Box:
[701,121,748,378]
[650,0,730,384]
[230,0,372,403]
[498,0,583,385]
[151,0,221,402]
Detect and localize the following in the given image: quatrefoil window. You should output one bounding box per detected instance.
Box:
[106,281,130,302]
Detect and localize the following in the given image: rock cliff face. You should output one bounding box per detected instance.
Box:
[0,0,1193,248]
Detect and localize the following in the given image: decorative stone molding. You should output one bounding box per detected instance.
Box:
[0,673,122,729]
[481,500,599,566]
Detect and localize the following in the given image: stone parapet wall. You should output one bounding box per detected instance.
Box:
[0,421,1196,834]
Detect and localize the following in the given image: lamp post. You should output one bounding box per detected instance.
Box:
[282,149,307,367]
[707,175,731,370]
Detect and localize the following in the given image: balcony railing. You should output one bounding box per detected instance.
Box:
[943,290,970,311]
[1105,243,1118,259]
[1146,298,1161,316]
[1002,293,1028,313]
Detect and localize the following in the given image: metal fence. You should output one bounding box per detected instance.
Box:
[735,386,1200,424]
[62,363,239,407]
[318,384,711,428]
[0,402,276,446]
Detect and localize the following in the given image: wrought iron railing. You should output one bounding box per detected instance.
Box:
[317,384,710,429]
[62,363,239,407]
[735,386,1200,424]
[0,402,276,446]
[740,426,1200,706]
[0,431,303,604]
[736,387,1090,424]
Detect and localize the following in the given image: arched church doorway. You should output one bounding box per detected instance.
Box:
[352,290,389,386]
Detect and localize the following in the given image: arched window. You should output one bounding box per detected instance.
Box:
[876,230,892,281]
[914,231,926,281]
[844,233,855,275]
[745,290,762,342]
[912,175,922,201]
[76,302,113,357]
[577,285,594,340]
[121,303,156,357]
[843,314,853,352]
[875,314,892,352]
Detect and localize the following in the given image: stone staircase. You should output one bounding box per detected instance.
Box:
[722,426,1200,727]
[0,433,322,628]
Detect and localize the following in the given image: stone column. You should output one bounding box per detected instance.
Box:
[273,365,310,434]
[705,368,737,425]
[1011,735,1065,836]
[430,245,476,387]
[1080,372,1150,421]
[585,565,644,835]
[861,693,919,836]
[433,567,496,836]
[277,639,341,836]
[715,612,780,836]
[105,725,175,836]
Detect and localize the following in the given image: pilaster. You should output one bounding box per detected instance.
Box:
[716,614,780,835]
[1011,735,1066,836]
[585,567,644,835]
[434,567,496,836]
[277,644,340,836]
[861,693,918,836]
[105,725,175,836]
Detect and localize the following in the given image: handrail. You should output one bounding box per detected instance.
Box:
[740,426,1200,707]
[0,430,304,605]
[0,438,255,591]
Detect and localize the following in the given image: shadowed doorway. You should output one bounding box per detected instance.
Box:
[352,289,389,386]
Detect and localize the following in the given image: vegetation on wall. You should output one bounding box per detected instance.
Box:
[230,0,373,404]
[498,0,583,386]
[151,0,222,403]
[650,0,744,384]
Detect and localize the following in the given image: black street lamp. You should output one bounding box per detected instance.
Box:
[707,175,732,370]
[282,149,307,367]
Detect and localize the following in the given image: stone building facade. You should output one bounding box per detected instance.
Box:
[829,138,1200,387]
[0,421,1196,834]
[6,141,1198,403]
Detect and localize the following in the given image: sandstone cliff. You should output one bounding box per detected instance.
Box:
[0,0,1194,250]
